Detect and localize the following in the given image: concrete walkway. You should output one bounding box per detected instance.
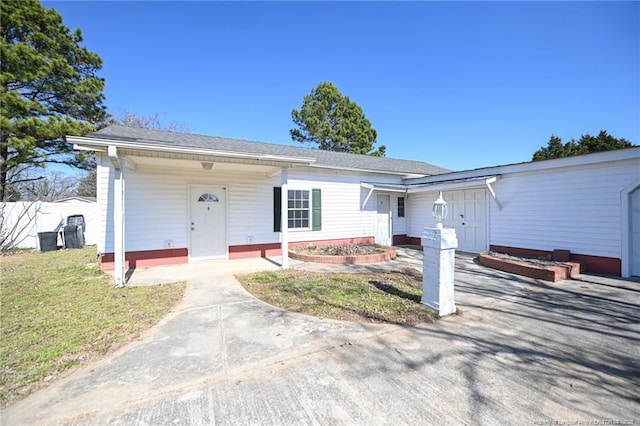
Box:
[2,248,639,425]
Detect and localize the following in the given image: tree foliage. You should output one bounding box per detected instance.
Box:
[75,169,96,198]
[0,0,107,200]
[18,171,78,201]
[290,82,385,156]
[532,131,634,161]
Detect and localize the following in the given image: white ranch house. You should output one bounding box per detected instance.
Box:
[68,126,640,286]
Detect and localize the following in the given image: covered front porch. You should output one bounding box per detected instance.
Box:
[70,135,317,286]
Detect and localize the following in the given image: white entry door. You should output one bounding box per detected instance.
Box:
[376,194,391,245]
[631,188,640,277]
[189,186,226,260]
[445,189,487,253]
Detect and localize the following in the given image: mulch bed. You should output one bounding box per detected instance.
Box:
[294,244,387,256]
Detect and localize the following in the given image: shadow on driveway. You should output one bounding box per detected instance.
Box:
[3,249,639,424]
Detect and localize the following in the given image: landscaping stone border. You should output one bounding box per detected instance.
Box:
[478,252,584,282]
[289,247,397,265]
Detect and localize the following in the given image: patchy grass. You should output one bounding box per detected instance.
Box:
[0,247,185,408]
[237,267,437,325]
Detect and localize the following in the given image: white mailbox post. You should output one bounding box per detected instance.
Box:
[421,192,458,316]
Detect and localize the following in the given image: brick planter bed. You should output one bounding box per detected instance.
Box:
[478,252,584,282]
[289,247,397,265]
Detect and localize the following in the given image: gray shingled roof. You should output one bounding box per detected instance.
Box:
[90,125,450,176]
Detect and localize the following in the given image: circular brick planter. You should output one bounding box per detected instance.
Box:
[289,247,397,265]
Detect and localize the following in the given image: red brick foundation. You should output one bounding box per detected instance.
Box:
[490,245,621,277]
[228,237,376,259]
[228,243,282,259]
[392,235,421,246]
[479,252,584,282]
[99,248,188,270]
[100,237,379,268]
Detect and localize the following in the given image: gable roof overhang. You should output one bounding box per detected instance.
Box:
[68,135,318,169]
[68,126,451,178]
[68,135,433,177]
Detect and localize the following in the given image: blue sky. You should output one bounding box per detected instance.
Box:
[46,1,639,171]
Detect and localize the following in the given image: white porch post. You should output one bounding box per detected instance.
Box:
[113,170,125,287]
[281,168,289,269]
[109,146,126,288]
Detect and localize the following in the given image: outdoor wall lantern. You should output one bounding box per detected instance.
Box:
[432,191,448,229]
[201,162,214,170]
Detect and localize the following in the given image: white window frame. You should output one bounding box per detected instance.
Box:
[287,189,311,231]
[397,196,406,218]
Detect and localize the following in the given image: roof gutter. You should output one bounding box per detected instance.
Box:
[68,136,317,165]
[68,135,442,178]
[306,163,430,178]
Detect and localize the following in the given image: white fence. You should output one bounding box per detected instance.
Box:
[1,201,98,249]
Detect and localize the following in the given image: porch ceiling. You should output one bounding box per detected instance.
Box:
[125,154,279,173]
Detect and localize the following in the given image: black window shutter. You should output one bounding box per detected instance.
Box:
[312,188,321,231]
[273,187,282,232]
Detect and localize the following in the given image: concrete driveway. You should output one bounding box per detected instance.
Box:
[2,249,639,425]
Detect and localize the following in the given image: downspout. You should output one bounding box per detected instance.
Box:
[108,145,126,288]
[280,168,289,269]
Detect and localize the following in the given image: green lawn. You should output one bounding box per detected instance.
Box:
[237,267,437,325]
[0,247,185,407]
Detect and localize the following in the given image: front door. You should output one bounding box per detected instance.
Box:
[376,194,391,245]
[631,187,640,277]
[445,189,487,253]
[189,186,226,260]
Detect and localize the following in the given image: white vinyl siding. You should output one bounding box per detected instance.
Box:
[407,192,442,238]
[97,156,406,254]
[97,156,281,253]
[489,159,639,258]
[284,169,401,243]
[405,157,640,259]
